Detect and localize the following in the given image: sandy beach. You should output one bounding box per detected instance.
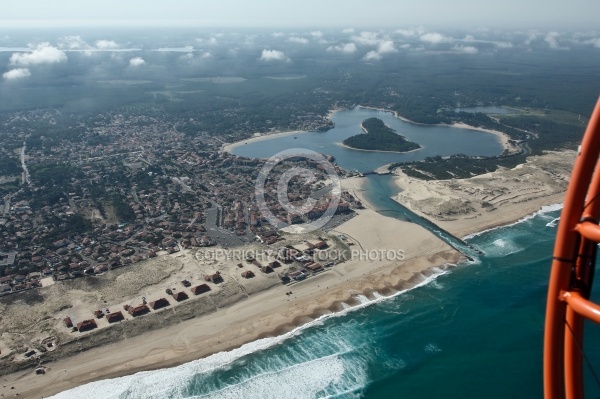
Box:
[222,130,307,153]
[0,135,573,398]
[222,106,518,157]
[0,182,460,398]
[357,105,520,156]
[0,151,573,397]
[335,140,424,155]
[219,109,338,153]
[391,150,574,238]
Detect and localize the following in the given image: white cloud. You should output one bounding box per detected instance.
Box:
[342,28,354,34]
[259,49,288,62]
[326,42,358,54]
[419,32,448,44]
[3,68,31,80]
[362,51,382,61]
[452,45,478,54]
[95,39,119,49]
[494,41,514,49]
[395,29,416,37]
[196,37,218,46]
[360,40,397,61]
[129,57,146,66]
[524,31,539,45]
[352,31,380,46]
[310,30,323,38]
[202,52,212,58]
[271,32,285,37]
[544,31,569,50]
[59,35,89,49]
[288,37,309,44]
[10,43,67,66]
[377,40,397,54]
[583,37,600,48]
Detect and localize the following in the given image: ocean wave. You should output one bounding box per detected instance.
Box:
[424,343,442,353]
[49,266,453,399]
[193,353,361,399]
[463,203,563,240]
[546,217,560,228]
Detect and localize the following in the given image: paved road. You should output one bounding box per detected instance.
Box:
[20,143,30,185]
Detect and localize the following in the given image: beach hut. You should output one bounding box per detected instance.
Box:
[307,262,324,272]
[106,311,124,323]
[128,304,150,317]
[241,270,255,278]
[149,298,170,310]
[172,291,189,302]
[260,265,274,274]
[77,319,97,332]
[268,260,281,269]
[191,284,211,295]
[204,271,223,283]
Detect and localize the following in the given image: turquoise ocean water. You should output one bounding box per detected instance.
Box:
[52,206,600,398]
[50,108,600,398]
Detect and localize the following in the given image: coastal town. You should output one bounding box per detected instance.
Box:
[0,107,360,299]
[0,101,382,378]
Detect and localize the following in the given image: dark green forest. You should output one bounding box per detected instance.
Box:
[1,28,599,180]
[343,117,420,152]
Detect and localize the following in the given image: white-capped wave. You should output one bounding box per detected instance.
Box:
[195,353,363,399]
[424,343,442,353]
[546,217,560,228]
[49,265,453,399]
[478,237,522,258]
[493,238,507,247]
[463,203,563,240]
[372,291,385,299]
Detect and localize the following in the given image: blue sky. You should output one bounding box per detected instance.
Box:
[2,0,599,29]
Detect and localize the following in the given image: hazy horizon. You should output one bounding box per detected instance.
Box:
[2,0,600,30]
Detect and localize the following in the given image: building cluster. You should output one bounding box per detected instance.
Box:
[0,108,360,297]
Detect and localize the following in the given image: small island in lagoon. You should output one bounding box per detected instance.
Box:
[343,117,421,153]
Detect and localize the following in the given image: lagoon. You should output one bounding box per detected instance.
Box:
[230,107,504,172]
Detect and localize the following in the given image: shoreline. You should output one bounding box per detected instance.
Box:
[45,260,457,399]
[389,150,574,239]
[222,105,517,157]
[3,123,567,398]
[358,105,520,156]
[335,140,423,155]
[3,162,568,397]
[3,193,462,398]
[29,165,568,397]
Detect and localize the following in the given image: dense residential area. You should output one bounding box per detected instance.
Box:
[0,108,360,297]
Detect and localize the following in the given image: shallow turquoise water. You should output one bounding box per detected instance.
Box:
[51,205,600,399]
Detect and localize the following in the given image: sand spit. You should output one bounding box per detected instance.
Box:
[392,150,574,238]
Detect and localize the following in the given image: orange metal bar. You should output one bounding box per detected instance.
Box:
[566,170,600,398]
[565,161,600,398]
[575,222,600,242]
[560,291,600,324]
[545,97,600,399]
[564,307,585,399]
[565,236,598,398]
[580,160,600,222]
